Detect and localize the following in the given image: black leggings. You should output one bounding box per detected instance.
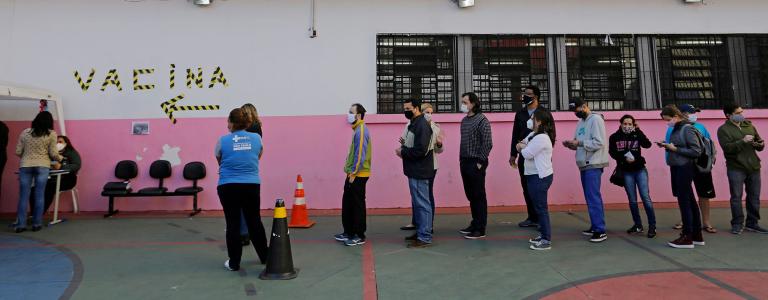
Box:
[217,183,268,268]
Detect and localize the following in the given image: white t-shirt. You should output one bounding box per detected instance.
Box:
[520,132,554,178]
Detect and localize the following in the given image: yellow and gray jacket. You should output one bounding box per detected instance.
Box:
[345,120,372,177]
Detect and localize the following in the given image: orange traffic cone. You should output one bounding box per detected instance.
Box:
[288,175,316,228]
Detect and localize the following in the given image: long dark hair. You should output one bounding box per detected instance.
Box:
[31,111,54,137]
[532,109,556,145]
[58,136,76,152]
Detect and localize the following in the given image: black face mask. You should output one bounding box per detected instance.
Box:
[575,111,587,119]
[522,95,534,105]
[404,110,414,120]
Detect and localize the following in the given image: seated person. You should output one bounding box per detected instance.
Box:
[29,136,81,213]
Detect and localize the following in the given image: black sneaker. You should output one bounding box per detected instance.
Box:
[458,226,474,235]
[668,235,694,249]
[529,239,551,251]
[731,224,744,235]
[464,231,487,240]
[14,227,26,233]
[745,225,768,234]
[589,232,607,243]
[31,226,42,232]
[344,235,366,246]
[626,225,643,235]
[528,235,543,244]
[581,229,595,236]
[518,220,539,228]
[334,233,350,241]
[400,224,416,231]
[692,231,705,246]
[404,233,418,241]
[647,227,657,239]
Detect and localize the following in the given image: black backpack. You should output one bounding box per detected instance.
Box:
[678,124,716,173]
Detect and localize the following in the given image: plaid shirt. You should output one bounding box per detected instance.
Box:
[460,113,493,161]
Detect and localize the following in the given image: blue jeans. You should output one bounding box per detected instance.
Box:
[726,168,761,227]
[17,167,50,228]
[239,211,249,236]
[408,177,432,243]
[526,174,553,241]
[580,168,606,233]
[623,169,656,228]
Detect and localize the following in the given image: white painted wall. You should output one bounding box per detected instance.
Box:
[0,0,767,120]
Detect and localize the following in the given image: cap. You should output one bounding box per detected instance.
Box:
[678,104,701,114]
[568,98,586,111]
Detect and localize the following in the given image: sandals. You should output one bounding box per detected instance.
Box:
[704,226,718,233]
[673,223,683,230]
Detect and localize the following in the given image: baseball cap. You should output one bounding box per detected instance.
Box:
[568,98,586,111]
[678,104,701,114]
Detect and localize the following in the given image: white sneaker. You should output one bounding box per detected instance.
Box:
[224,259,238,271]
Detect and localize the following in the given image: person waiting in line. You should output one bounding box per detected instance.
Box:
[458,92,493,240]
[334,103,372,246]
[28,136,81,215]
[563,98,609,243]
[658,105,704,249]
[608,115,657,238]
[0,120,8,203]
[517,109,556,250]
[717,103,768,234]
[399,103,444,234]
[13,111,62,233]
[667,104,717,233]
[238,103,264,246]
[510,85,545,229]
[216,108,268,271]
[397,99,435,248]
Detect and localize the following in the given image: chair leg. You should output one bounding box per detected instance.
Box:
[104,196,119,218]
[189,194,202,217]
[71,188,79,214]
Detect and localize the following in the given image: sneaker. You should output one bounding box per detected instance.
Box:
[404,233,418,241]
[458,225,474,235]
[581,229,595,236]
[528,236,543,244]
[692,232,705,246]
[745,225,768,234]
[224,259,239,271]
[529,239,551,251]
[241,235,250,246]
[668,235,694,249]
[344,235,366,246]
[334,233,350,242]
[464,231,487,240]
[731,224,744,235]
[626,225,644,235]
[400,224,416,231]
[518,220,539,228]
[589,232,608,243]
[31,226,42,232]
[407,239,432,248]
[673,223,683,230]
[14,227,26,233]
[647,227,657,239]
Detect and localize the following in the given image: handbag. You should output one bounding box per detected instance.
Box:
[609,167,625,187]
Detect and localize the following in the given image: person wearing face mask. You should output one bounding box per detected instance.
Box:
[396,99,435,248]
[665,104,717,233]
[0,120,8,204]
[334,103,372,246]
[510,85,545,229]
[563,98,609,243]
[458,92,493,240]
[608,115,656,238]
[717,103,767,234]
[27,136,81,215]
[658,104,704,249]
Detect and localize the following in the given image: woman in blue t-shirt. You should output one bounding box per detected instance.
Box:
[215,108,267,271]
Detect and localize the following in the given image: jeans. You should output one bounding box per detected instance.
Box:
[526,174,554,241]
[217,183,268,269]
[412,170,437,228]
[727,168,761,227]
[460,158,488,232]
[408,177,432,243]
[671,165,702,236]
[580,168,606,233]
[342,177,369,239]
[17,167,50,228]
[518,156,537,222]
[623,169,656,228]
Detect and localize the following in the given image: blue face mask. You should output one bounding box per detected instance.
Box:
[347,113,357,124]
[730,114,745,123]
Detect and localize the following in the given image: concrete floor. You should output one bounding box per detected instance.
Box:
[2,207,768,300]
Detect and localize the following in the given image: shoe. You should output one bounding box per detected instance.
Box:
[31,226,42,232]
[407,239,432,248]
[731,224,744,235]
[529,239,551,251]
[528,235,543,244]
[344,235,366,246]
[240,235,250,246]
[668,235,694,249]
[224,259,239,271]
[518,220,539,228]
[589,232,607,243]
[745,225,768,234]
[581,229,595,236]
[673,223,683,230]
[704,226,718,233]
[692,231,705,246]
[464,231,487,240]
[404,233,418,241]
[334,233,350,242]
[400,224,416,230]
[647,227,657,239]
[626,225,643,235]
[14,227,26,233]
[458,225,474,235]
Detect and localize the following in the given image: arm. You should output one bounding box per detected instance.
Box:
[62,149,82,174]
[608,134,622,161]
[15,132,24,157]
[717,127,745,155]
[510,112,522,158]
[676,126,703,158]
[753,127,765,152]
[520,135,544,160]
[214,139,222,165]
[581,117,606,152]
[401,120,431,160]
[48,133,63,162]
[480,117,493,159]
[433,125,444,154]
[636,129,652,148]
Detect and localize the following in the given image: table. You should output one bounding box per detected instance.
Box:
[14,169,71,226]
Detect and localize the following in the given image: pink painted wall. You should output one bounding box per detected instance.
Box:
[2,110,768,213]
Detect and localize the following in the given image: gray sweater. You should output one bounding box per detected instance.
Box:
[574,113,609,170]
[666,122,702,167]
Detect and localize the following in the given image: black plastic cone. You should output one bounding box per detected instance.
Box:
[260,199,298,280]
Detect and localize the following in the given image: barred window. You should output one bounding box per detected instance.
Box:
[471,35,550,112]
[565,35,640,111]
[376,35,456,114]
[746,35,768,108]
[656,35,733,109]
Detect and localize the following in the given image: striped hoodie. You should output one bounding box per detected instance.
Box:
[345,120,372,177]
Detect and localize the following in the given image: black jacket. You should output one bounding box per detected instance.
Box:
[510,106,542,160]
[401,114,434,179]
[608,128,652,172]
[0,120,7,161]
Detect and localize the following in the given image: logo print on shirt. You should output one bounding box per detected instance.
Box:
[232,134,252,151]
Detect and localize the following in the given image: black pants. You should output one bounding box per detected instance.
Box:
[342,177,369,239]
[217,183,268,268]
[460,158,488,232]
[0,154,5,203]
[518,156,537,222]
[411,170,437,228]
[29,175,77,214]
[671,165,702,237]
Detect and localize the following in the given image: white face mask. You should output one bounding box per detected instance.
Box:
[424,113,432,122]
[347,113,357,124]
[56,143,66,151]
[621,125,634,134]
[688,114,698,123]
[526,119,534,130]
[460,104,469,113]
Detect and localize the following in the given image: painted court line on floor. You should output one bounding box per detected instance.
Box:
[362,241,378,300]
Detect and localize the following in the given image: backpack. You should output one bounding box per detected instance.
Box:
[678,124,716,173]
